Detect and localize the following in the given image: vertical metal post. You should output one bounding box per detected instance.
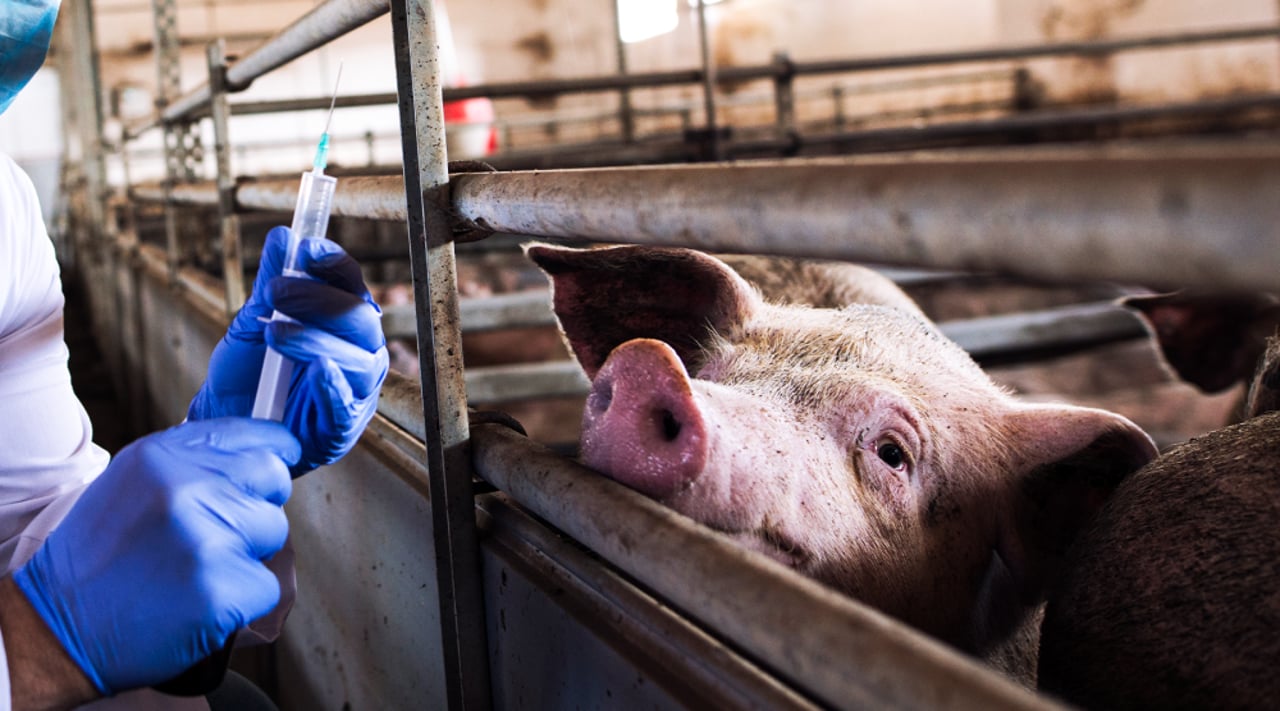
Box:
[151,0,201,279]
[390,1,491,709]
[206,40,245,316]
[695,0,721,160]
[772,51,796,140]
[64,0,123,388]
[832,84,846,129]
[611,0,635,143]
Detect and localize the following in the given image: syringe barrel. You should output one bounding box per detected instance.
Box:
[252,168,338,422]
[283,169,337,275]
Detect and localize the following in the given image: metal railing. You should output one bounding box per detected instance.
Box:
[76,2,1280,708]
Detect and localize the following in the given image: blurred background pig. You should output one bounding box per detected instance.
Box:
[526,243,1158,683]
[1038,306,1280,709]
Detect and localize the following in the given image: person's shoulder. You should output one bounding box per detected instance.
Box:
[0,152,37,200]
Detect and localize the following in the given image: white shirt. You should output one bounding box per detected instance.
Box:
[0,154,207,710]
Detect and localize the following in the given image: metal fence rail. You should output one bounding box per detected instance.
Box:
[468,422,1059,711]
[448,145,1280,293]
[127,142,1280,293]
[126,0,390,137]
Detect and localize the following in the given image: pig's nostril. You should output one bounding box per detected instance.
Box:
[589,378,614,415]
[661,410,682,442]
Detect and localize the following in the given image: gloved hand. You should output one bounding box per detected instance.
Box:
[188,226,389,475]
[12,418,299,696]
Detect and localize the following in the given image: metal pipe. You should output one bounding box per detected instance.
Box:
[127,0,389,136]
[769,92,1280,155]
[207,40,246,317]
[610,0,634,143]
[151,0,182,279]
[468,423,1056,710]
[478,493,824,710]
[769,23,1280,80]
[389,0,491,708]
[465,362,588,405]
[772,51,796,141]
[457,290,557,332]
[695,0,720,161]
[449,144,1280,293]
[229,91,399,117]
[944,302,1146,362]
[129,139,1280,292]
[434,24,1280,104]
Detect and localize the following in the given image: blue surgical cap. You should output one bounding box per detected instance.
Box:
[0,0,62,116]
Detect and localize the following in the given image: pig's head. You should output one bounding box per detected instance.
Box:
[526,243,1157,673]
[1122,291,1280,420]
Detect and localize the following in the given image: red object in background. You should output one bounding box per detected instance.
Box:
[437,0,498,155]
[443,94,499,154]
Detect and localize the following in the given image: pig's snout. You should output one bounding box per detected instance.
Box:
[580,339,708,499]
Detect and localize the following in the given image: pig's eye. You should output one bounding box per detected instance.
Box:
[877,441,907,470]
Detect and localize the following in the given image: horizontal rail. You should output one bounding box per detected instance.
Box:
[127,0,389,137]
[479,493,824,709]
[123,22,1279,136]
[766,24,1280,79]
[468,423,1057,711]
[941,301,1146,361]
[128,142,1280,292]
[465,362,588,404]
[444,24,1280,102]
[450,144,1280,293]
[757,92,1280,155]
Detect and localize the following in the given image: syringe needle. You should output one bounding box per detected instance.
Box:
[322,62,344,137]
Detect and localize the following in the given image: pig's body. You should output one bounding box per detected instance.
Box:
[1039,409,1280,709]
[528,244,1156,681]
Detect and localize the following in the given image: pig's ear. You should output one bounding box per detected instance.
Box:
[997,405,1157,600]
[525,243,760,377]
[1121,291,1280,393]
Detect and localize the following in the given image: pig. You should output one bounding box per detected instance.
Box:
[525,243,1158,682]
[1122,291,1280,407]
[1038,411,1280,709]
[1037,330,1280,709]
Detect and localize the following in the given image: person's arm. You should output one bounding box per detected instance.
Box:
[4,418,297,706]
[0,577,96,711]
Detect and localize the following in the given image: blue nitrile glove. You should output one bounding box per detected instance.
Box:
[188,226,389,475]
[12,418,299,696]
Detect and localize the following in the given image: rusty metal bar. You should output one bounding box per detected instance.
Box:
[390,0,491,708]
[121,22,1280,139]
[768,23,1280,80]
[448,144,1280,293]
[695,0,721,161]
[748,92,1280,155]
[437,24,1280,103]
[465,362,589,405]
[207,40,246,317]
[944,301,1146,362]
[468,423,1057,710]
[610,0,634,143]
[457,290,556,332]
[129,142,1280,292]
[127,0,389,137]
[478,493,824,709]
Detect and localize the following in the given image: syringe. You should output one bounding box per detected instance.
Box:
[251,67,343,421]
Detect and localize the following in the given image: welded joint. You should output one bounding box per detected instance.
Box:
[432,160,500,244]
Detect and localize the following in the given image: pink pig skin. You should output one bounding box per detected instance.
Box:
[527,243,1157,683]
